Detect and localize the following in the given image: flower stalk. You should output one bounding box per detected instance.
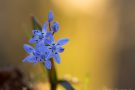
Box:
[23,10,74,90]
[47,21,58,90]
[47,58,58,90]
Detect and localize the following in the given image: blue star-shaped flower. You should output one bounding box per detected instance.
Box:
[23,44,52,69]
[23,10,69,69]
[29,22,48,44]
[44,32,69,64]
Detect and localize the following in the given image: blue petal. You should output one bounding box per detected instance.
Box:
[44,32,54,44]
[29,35,41,44]
[45,60,52,69]
[36,44,47,53]
[48,10,53,22]
[46,51,52,60]
[35,40,44,48]
[23,44,34,54]
[53,53,61,64]
[29,37,36,44]
[45,31,51,37]
[42,22,48,34]
[35,44,51,60]
[44,39,52,45]
[51,22,59,32]
[58,47,64,53]
[45,32,53,40]
[56,38,69,46]
[23,55,37,63]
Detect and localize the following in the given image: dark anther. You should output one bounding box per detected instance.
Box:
[45,52,47,54]
[36,40,38,42]
[45,44,50,46]
[33,52,35,55]
[39,37,42,40]
[36,57,38,60]
[55,52,58,54]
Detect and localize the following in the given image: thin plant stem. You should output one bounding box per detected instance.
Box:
[47,58,58,90]
[47,22,58,90]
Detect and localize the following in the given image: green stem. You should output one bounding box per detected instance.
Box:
[47,58,58,90]
[47,22,58,90]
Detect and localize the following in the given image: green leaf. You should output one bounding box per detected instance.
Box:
[31,16,42,30]
[58,80,75,90]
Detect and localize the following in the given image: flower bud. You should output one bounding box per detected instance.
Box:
[48,10,53,22]
[52,22,59,32]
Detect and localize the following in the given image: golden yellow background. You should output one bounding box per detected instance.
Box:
[0,0,135,90]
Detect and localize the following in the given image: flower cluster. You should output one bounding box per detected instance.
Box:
[23,11,69,69]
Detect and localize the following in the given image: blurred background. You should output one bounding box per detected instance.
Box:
[0,0,135,90]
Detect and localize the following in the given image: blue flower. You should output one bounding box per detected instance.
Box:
[51,22,59,32]
[48,10,53,22]
[44,33,69,64]
[23,10,69,69]
[29,22,48,44]
[23,44,52,69]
